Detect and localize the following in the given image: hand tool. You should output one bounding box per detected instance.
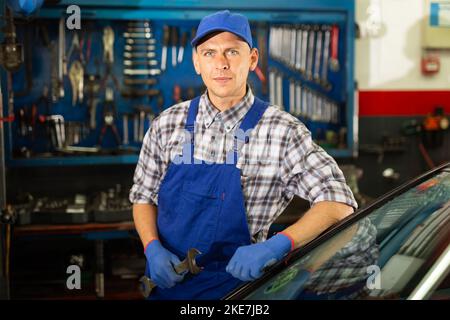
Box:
[48,115,66,149]
[124,51,155,59]
[289,79,295,114]
[139,248,202,298]
[282,27,288,64]
[139,109,145,141]
[306,25,316,80]
[101,27,120,91]
[0,8,23,72]
[98,87,121,147]
[329,24,340,72]
[276,72,283,108]
[313,28,323,82]
[103,26,114,64]
[124,69,161,76]
[133,113,139,142]
[302,87,308,119]
[290,27,297,68]
[269,69,275,105]
[295,27,302,71]
[123,32,153,39]
[86,74,100,130]
[50,41,59,102]
[125,38,156,45]
[321,26,332,90]
[161,25,169,71]
[123,59,158,67]
[69,60,84,106]
[58,18,66,98]
[124,44,155,52]
[295,83,302,116]
[300,25,309,74]
[122,114,129,145]
[171,26,178,67]
[177,30,187,64]
[125,27,152,33]
[257,25,268,95]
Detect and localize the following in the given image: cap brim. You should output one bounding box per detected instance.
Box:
[191,27,250,48]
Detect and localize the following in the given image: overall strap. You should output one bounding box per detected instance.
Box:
[185,96,270,164]
[229,97,270,164]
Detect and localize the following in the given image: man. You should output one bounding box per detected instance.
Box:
[129,10,357,300]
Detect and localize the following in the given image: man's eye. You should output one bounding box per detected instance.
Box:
[228,50,238,55]
[204,51,213,57]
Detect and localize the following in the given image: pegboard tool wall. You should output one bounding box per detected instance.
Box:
[2,0,356,167]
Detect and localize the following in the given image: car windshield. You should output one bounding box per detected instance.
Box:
[235,165,450,300]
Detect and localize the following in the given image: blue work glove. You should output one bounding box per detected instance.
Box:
[145,240,184,289]
[226,233,293,281]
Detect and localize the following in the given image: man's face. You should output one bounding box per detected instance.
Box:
[193,31,259,101]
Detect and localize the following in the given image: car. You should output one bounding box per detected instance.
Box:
[225,161,450,300]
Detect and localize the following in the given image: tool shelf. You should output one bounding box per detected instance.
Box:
[1,0,357,167]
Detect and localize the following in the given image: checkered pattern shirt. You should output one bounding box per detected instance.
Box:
[129,86,357,243]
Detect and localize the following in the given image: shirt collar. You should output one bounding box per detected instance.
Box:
[200,85,255,133]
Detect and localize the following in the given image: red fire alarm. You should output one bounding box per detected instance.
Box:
[421,51,440,75]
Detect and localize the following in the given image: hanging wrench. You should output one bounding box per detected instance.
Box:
[295,27,302,71]
[300,25,309,74]
[69,60,84,106]
[321,26,332,90]
[313,27,323,82]
[329,24,340,72]
[306,25,317,80]
[289,78,295,114]
[103,26,114,64]
[290,27,297,68]
[269,69,275,105]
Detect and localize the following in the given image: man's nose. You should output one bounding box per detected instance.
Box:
[215,54,230,70]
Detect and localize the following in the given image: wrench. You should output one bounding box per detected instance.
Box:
[300,25,309,74]
[123,32,153,39]
[306,25,316,80]
[321,26,331,89]
[68,60,84,106]
[103,26,114,64]
[125,38,156,45]
[139,248,202,298]
[313,28,323,82]
[295,27,302,71]
[124,51,155,59]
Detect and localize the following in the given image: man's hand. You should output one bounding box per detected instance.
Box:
[226,233,292,281]
[145,240,185,289]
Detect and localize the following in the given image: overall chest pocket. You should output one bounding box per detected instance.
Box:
[160,180,221,253]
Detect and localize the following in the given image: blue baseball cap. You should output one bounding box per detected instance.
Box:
[191,10,253,49]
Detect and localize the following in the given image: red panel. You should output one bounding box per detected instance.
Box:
[359,90,450,116]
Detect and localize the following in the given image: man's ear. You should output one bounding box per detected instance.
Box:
[249,48,259,72]
[192,49,201,75]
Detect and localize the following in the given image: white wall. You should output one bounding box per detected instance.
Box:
[355,0,450,90]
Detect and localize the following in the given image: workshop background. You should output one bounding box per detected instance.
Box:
[0,0,449,299]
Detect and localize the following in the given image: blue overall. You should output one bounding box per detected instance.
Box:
[145,96,269,300]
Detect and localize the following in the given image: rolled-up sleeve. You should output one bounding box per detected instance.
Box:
[129,121,164,206]
[280,124,358,210]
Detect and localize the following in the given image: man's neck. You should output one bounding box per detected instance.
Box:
[207,87,247,112]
